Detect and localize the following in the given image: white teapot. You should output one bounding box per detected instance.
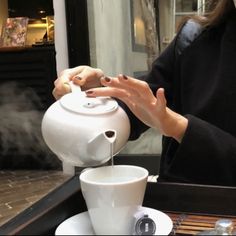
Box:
[41,84,130,167]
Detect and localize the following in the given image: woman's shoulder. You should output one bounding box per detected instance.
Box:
[175,18,205,55]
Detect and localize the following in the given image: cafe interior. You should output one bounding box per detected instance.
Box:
[0,0,236,235]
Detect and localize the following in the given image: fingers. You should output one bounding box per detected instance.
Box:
[52,82,71,100]
[156,88,166,107]
[119,74,154,98]
[57,66,103,87]
[85,75,157,108]
[57,67,81,84]
[53,67,84,98]
[86,86,130,100]
[100,74,154,98]
[72,67,104,87]
[53,66,104,100]
[86,76,135,100]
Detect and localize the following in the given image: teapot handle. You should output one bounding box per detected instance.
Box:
[69,81,87,98]
[69,81,82,93]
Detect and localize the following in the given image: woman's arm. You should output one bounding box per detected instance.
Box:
[160,115,236,186]
[86,75,188,143]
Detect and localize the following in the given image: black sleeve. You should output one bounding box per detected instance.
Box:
[161,115,236,186]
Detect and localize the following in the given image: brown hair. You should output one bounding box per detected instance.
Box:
[178,0,235,30]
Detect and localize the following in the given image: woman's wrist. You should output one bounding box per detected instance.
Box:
[162,108,188,143]
[172,114,188,143]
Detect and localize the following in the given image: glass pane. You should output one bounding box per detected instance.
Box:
[175,14,195,32]
[176,0,198,12]
[204,0,216,12]
[175,15,184,30]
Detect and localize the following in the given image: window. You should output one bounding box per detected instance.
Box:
[174,0,205,32]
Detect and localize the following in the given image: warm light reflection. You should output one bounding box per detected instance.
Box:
[27,23,47,28]
[134,17,146,45]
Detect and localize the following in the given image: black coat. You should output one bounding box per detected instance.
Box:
[126,13,236,186]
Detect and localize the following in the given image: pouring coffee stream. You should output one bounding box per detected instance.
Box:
[41,81,130,172]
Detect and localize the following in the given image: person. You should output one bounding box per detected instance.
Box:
[53,0,236,186]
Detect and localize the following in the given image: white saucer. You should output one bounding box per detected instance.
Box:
[55,207,173,235]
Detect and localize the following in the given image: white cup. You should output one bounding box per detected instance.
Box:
[79,165,149,235]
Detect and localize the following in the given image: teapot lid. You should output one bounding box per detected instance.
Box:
[59,92,118,115]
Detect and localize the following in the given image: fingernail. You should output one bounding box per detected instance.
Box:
[85,90,94,95]
[74,75,82,80]
[122,75,128,80]
[63,82,70,86]
[104,77,111,83]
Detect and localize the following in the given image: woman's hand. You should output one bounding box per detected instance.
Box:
[52,66,104,100]
[85,75,188,143]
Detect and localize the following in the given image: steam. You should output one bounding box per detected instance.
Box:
[0,82,61,169]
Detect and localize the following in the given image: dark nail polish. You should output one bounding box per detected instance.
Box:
[122,75,128,80]
[85,90,94,95]
[74,75,82,80]
[104,77,111,82]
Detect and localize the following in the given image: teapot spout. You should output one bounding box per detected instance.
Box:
[104,130,116,144]
[87,130,116,162]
